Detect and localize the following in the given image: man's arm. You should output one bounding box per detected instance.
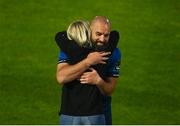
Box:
[80,48,121,95]
[56,59,90,84]
[97,77,118,96]
[56,52,110,84]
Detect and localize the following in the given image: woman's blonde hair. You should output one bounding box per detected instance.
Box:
[67,20,91,47]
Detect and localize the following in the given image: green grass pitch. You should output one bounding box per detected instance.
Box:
[0,0,179,124]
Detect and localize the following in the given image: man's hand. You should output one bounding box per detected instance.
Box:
[79,68,118,96]
[80,68,101,85]
[84,52,111,66]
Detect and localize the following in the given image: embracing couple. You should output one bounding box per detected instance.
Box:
[55,16,121,125]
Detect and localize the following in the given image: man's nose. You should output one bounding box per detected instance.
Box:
[99,35,105,42]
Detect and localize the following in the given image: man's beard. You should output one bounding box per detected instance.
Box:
[93,42,109,52]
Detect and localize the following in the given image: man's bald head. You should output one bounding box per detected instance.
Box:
[90,16,111,46]
[90,16,111,30]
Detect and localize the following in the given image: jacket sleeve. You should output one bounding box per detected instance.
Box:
[55,31,68,52]
[54,31,90,64]
[108,30,120,52]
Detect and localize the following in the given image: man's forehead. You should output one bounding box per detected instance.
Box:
[92,21,108,27]
[91,22,110,32]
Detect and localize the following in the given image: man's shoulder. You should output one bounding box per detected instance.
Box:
[58,51,69,64]
[108,48,121,64]
[111,48,121,58]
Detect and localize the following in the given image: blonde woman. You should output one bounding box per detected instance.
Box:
[67,20,92,47]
